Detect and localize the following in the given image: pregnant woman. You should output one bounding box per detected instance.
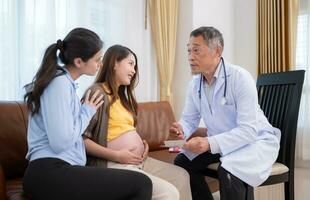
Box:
[83,45,192,200]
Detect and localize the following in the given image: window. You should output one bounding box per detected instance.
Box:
[0,0,157,101]
[295,0,310,164]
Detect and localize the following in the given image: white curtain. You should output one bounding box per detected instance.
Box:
[295,0,310,167]
[0,0,157,102]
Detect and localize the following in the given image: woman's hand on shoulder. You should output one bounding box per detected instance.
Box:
[83,89,104,110]
[115,148,143,165]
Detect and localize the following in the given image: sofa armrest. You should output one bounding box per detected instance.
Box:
[0,164,7,200]
[189,127,208,139]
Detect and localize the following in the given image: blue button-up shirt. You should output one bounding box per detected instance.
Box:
[26,69,96,166]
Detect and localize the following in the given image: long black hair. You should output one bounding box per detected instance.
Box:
[24,28,103,115]
[95,45,139,124]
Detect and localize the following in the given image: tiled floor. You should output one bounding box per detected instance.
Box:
[295,167,310,200]
[212,167,310,200]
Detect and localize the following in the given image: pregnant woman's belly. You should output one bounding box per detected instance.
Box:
[107,130,145,157]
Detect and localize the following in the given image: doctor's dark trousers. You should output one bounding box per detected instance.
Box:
[174,152,248,200]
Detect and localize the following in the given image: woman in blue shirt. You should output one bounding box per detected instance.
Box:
[23,28,152,200]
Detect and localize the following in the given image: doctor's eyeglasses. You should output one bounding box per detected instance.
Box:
[187,45,206,56]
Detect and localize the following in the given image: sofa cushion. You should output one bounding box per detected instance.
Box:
[6,179,28,200]
[0,102,28,180]
[137,102,176,151]
[0,165,7,200]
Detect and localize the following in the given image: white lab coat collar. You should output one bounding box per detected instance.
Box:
[213,59,222,80]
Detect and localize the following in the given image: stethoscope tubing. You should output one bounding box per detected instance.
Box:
[198,57,227,100]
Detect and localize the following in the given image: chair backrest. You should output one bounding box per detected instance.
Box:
[256,70,305,171]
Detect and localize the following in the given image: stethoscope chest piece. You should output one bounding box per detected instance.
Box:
[220,97,227,106]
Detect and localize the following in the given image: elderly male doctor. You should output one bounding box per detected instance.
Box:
[171,26,281,200]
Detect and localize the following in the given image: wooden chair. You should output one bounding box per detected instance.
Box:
[204,70,305,200]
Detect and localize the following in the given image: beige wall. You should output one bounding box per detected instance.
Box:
[234,0,257,79]
[193,0,235,62]
[173,0,193,118]
[173,0,257,119]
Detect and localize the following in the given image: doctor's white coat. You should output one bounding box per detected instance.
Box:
[179,60,281,187]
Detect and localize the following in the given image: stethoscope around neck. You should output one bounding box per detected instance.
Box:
[198,57,227,106]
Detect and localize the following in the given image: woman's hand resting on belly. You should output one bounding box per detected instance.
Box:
[114,148,143,164]
[107,130,149,165]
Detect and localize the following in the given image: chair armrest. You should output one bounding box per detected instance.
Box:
[0,164,7,200]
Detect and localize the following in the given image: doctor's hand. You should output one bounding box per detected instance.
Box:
[183,137,210,154]
[169,122,185,139]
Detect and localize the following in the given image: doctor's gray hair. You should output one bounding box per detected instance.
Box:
[190,26,224,53]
